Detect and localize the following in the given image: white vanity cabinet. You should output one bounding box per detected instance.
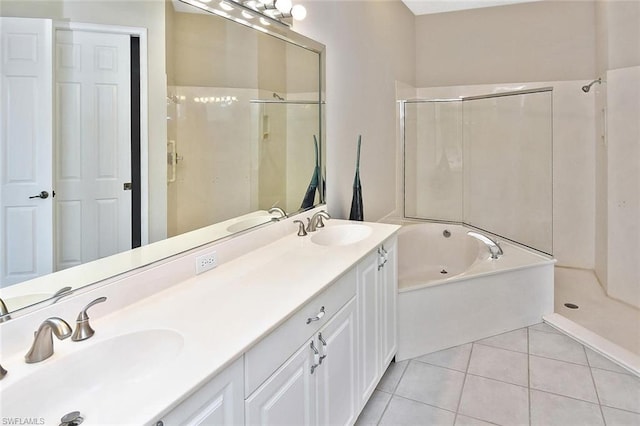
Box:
[157,357,245,426]
[244,268,358,426]
[151,228,398,426]
[245,298,357,426]
[356,236,398,409]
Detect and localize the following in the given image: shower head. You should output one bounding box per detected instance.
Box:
[581,78,602,93]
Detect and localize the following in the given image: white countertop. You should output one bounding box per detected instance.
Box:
[0,219,399,425]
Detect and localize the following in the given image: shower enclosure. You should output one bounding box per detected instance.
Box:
[166,89,321,237]
[402,88,553,255]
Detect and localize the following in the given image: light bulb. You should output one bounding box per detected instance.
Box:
[291,4,306,20]
[219,1,234,11]
[241,10,254,19]
[275,0,292,14]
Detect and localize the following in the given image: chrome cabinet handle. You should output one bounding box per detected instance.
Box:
[310,341,320,374]
[29,191,49,199]
[306,306,325,324]
[377,245,389,270]
[318,332,327,364]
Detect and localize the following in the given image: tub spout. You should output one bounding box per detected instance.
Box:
[467,231,503,259]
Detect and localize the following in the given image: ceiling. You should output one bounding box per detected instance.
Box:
[401,0,543,15]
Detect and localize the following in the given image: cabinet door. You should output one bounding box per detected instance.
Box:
[356,250,380,409]
[380,237,398,367]
[159,357,244,426]
[316,297,357,426]
[245,339,316,426]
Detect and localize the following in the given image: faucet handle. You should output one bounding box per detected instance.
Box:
[316,215,326,229]
[293,220,307,237]
[72,297,107,342]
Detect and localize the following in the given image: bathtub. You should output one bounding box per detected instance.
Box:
[395,222,555,361]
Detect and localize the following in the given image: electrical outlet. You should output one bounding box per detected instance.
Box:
[196,251,218,274]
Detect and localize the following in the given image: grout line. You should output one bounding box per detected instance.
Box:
[474,341,528,355]
[391,360,410,394]
[465,372,530,390]
[585,344,608,425]
[388,393,458,416]
[452,342,475,423]
[374,359,411,425]
[376,391,394,426]
[528,352,590,368]
[531,388,606,408]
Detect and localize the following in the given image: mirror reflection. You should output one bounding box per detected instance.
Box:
[0,0,324,316]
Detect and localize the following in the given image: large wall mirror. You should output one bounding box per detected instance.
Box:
[0,0,325,318]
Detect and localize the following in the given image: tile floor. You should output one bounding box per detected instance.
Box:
[356,323,640,426]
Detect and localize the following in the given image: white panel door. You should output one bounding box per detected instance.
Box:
[356,250,381,409]
[245,339,316,426]
[0,17,53,286]
[380,238,398,368]
[54,29,131,270]
[316,298,357,426]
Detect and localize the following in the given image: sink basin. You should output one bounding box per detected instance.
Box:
[226,216,274,233]
[1,329,183,423]
[311,224,373,246]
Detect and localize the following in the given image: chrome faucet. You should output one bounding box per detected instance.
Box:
[268,206,287,219]
[72,297,107,341]
[467,231,503,259]
[0,297,10,323]
[306,211,331,232]
[25,317,72,363]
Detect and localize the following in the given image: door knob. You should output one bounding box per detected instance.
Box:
[29,191,49,199]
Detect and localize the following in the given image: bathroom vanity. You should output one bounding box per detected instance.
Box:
[0,214,399,425]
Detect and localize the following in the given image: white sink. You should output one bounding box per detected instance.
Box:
[1,329,184,423]
[311,224,373,246]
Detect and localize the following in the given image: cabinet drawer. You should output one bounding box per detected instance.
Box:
[244,267,356,397]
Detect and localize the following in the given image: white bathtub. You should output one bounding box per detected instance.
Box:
[396,222,555,361]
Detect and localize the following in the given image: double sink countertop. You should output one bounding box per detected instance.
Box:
[0,219,399,425]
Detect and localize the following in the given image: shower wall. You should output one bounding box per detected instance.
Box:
[404,90,553,254]
[167,86,259,237]
[404,101,462,222]
[402,80,596,268]
[463,91,553,254]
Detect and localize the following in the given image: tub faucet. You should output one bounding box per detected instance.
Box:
[25,317,72,363]
[268,206,287,219]
[0,297,10,323]
[467,231,503,259]
[307,211,331,232]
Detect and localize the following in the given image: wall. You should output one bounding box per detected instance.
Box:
[415,0,597,87]
[294,0,416,221]
[595,0,640,307]
[0,0,168,244]
[412,2,598,269]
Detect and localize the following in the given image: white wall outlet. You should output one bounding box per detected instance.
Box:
[196,251,218,274]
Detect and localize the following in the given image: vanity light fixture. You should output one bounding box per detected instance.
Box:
[291,4,306,20]
[275,0,292,14]
[219,1,234,11]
